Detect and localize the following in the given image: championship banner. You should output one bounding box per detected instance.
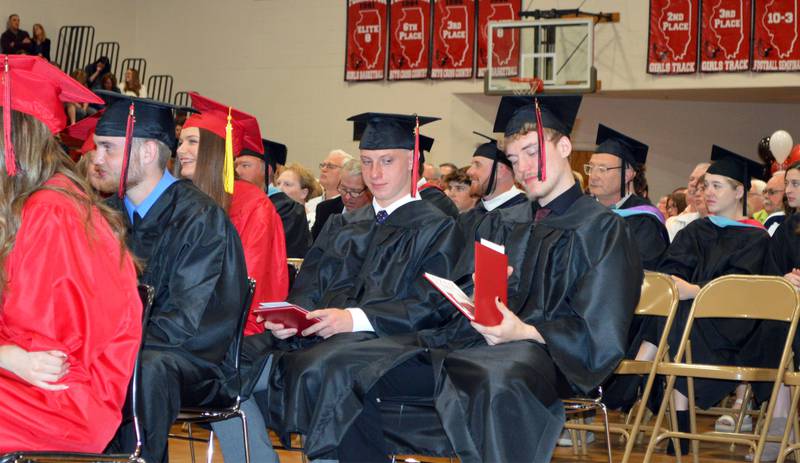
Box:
[388,0,432,80]
[700,0,752,72]
[345,0,388,81]
[647,0,700,74]
[431,0,475,79]
[477,0,521,77]
[753,0,800,71]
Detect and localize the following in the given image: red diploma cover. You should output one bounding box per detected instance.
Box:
[255,302,321,334]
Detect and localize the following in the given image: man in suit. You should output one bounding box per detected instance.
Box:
[312,158,372,240]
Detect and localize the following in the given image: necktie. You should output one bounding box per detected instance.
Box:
[534,207,551,224]
[376,210,389,225]
[132,212,143,231]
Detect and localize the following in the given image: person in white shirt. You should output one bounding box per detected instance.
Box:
[666,162,710,241]
[306,149,352,229]
[763,170,786,236]
[118,68,148,98]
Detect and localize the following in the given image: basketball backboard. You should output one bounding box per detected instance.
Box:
[484,18,597,95]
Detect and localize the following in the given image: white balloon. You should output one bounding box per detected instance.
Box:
[770,130,794,164]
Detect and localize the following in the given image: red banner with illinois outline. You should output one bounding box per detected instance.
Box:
[345,0,388,81]
[477,0,521,77]
[753,0,800,71]
[700,0,752,72]
[648,0,700,74]
[389,0,432,80]
[431,0,475,79]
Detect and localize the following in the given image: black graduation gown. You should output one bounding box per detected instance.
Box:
[618,194,669,270]
[655,217,770,408]
[269,191,312,258]
[456,191,528,243]
[251,200,463,444]
[420,186,459,218]
[275,194,642,462]
[108,179,249,406]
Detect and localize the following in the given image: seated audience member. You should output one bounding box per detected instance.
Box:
[763,170,786,235]
[276,162,322,208]
[1,15,31,55]
[236,139,313,258]
[93,92,249,463]
[65,69,96,124]
[317,95,641,463]
[177,91,289,334]
[657,194,669,217]
[30,23,49,61]
[750,178,768,222]
[85,56,112,89]
[438,162,457,177]
[307,149,352,229]
[443,166,479,213]
[666,162,710,241]
[0,55,141,453]
[120,68,148,98]
[459,134,527,238]
[219,112,463,463]
[636,146,769,455]
[422,162,441,187]
[667,189,687,217]
[587,124,668,270]
[414,136,459,218]
[312,157,372,240]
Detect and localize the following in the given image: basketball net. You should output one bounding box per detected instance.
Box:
[508,76,545,97]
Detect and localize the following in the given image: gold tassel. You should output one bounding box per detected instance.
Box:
[223,108,235,194]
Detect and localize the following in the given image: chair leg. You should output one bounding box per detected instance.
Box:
[206,430,215,463]
[600,403,613,463]
[731,384,754,452]
[239,410,251,463]
[187,423,197,463]
[777,384,800,463]
[643,373,678,463]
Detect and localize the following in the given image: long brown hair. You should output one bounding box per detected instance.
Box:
[32,23,46,42]
[187,128,232,211]
[125,68,142,96]
[0,110,133,290]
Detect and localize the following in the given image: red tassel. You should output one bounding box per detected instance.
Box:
[535,98,546,182]
[118,103,135,198]
[3,55,16,176]
[411,115,420,198]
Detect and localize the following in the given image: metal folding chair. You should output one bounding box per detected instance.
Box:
[171,278,256,463]
[642,275,800,463]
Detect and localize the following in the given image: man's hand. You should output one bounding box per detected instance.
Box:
[471,298,545,346]
[257,315,298,339]
[784,269,800,289]
[671,275,700,300]
[0,345,69,391]
[301,309,353,339]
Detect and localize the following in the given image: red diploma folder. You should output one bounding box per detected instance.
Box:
[255,302,321,334]
[425,239,507,326]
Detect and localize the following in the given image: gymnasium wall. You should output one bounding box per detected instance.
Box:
[7,0,800,198]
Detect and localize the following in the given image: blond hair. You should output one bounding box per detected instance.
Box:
[276,163,323,199]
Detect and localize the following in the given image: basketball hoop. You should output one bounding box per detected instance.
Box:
[508,77,545,97]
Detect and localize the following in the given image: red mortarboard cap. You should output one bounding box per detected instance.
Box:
[183,92,263,156]
[61,110,104,155]
[2,55,103,175]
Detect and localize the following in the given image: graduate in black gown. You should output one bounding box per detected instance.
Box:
[587,124,668,270]
[229,113,463,461]
[237,138,312,258]
[414,135,460,218]
[457,132,527,242]
[93,94,249,463]
[638,145,770,455]
[307,95,642,463]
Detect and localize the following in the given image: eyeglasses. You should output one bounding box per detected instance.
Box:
[764,189,785,195]
[337,185,368,198]
[583,164,623,175]
[319,162,342,170]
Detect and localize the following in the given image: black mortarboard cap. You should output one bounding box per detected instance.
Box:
[418,134,434,163]
[707,145,766,190]
[348,112,439,150]
[595,124,649,165]
[493,95,582,137]
[240,138,287,172]
[707,145,767,215]
[94,91,192,151]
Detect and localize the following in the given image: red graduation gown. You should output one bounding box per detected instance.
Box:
[0,174,142,452]
[229,180,289,336]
